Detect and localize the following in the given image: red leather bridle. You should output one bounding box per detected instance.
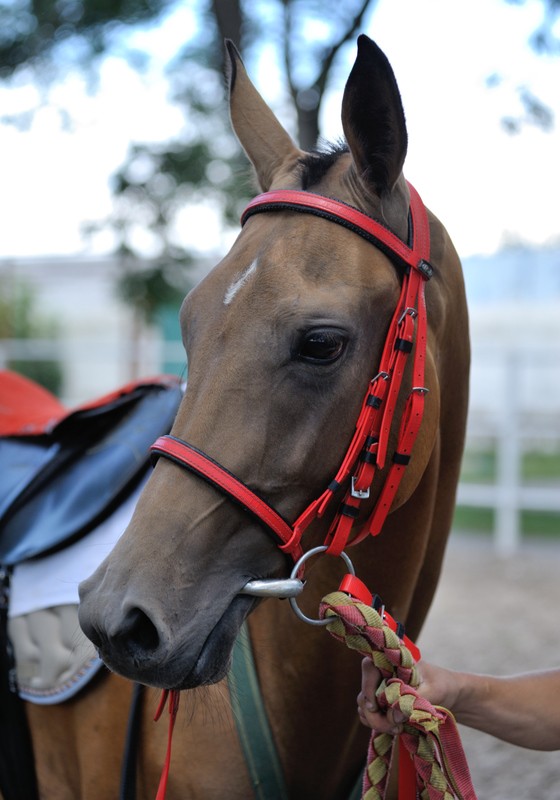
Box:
[151,181,432,563]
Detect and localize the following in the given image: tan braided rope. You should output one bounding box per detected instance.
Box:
[319,591,477,800]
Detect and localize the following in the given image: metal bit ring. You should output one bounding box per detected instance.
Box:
[289,545,355,626]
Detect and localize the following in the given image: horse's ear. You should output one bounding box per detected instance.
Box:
[342,35,408,197]
[225,40,303,191]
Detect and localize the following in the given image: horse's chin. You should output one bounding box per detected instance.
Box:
[105,594,257,690]
[180,596,255,688]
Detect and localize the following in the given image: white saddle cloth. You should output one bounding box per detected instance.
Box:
[8,479,146,704]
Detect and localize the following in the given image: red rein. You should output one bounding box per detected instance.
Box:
[153,690,180,800]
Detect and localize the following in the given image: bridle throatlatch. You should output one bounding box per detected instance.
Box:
[150,181,432,563]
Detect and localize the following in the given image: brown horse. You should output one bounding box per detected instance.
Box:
[29,35,470,799]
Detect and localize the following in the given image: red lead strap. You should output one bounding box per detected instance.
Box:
[153,690,180,800]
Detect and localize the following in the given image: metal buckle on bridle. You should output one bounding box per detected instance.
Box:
[398,306,418,325]
[351,476,370,500]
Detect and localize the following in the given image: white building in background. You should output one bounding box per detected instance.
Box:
[458,245,560,553]
[462,244,560,423]
[0,255,172,406]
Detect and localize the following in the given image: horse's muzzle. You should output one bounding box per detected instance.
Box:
[78,574,259,689]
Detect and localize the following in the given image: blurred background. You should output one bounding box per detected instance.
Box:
[0,0,559,556]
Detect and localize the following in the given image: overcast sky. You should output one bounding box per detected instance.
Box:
[1,0,559,261]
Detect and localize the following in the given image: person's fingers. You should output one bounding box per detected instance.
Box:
[358,702,404,735]
[357,660,404,734]
[360,657,382,703]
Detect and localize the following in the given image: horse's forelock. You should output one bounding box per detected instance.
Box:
[297,141,349,190]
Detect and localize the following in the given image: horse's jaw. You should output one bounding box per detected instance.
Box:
[179,594,257,688]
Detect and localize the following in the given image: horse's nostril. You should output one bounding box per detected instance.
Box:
[119,607,161,654]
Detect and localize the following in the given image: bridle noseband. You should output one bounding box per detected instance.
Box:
[151,182,432,563]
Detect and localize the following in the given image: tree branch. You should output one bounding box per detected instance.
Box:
[315,0,377,97]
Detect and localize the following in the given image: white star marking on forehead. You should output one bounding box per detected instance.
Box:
[223,258,258,306]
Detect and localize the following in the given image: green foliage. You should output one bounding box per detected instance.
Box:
[102,82,252,261]
[0,0,175,78]
[78,1,254,311]
[2,0,557,327]
[115,255,193,326]
[0,278,64,395]
[0,0,380,324]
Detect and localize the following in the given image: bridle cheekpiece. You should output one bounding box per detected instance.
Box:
[151,181,432,563]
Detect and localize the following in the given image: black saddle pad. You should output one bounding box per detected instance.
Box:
[0,375,182,566]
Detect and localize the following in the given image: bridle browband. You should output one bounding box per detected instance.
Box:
[151,181,432,563]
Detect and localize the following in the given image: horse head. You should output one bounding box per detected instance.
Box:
[79,36,457,691]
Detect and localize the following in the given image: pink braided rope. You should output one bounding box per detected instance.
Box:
[319,592,477,800]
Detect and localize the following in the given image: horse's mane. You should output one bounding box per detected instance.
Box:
[298,140,349,190]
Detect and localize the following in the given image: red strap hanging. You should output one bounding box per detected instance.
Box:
[153,690,180,800]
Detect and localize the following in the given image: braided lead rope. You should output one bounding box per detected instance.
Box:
[319,592,477,800]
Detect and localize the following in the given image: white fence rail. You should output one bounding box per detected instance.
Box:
[456,430,560,556]
[457,343,560,555]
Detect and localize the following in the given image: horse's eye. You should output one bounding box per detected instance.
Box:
[295,329,347,364]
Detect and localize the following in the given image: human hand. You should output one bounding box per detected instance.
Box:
[357,657,459,732]
[356,657,406,734]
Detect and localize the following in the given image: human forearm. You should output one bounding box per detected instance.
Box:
[429,666,560,751]
[359,659,560,751]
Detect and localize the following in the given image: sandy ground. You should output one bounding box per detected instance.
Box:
[418,533,560,799]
